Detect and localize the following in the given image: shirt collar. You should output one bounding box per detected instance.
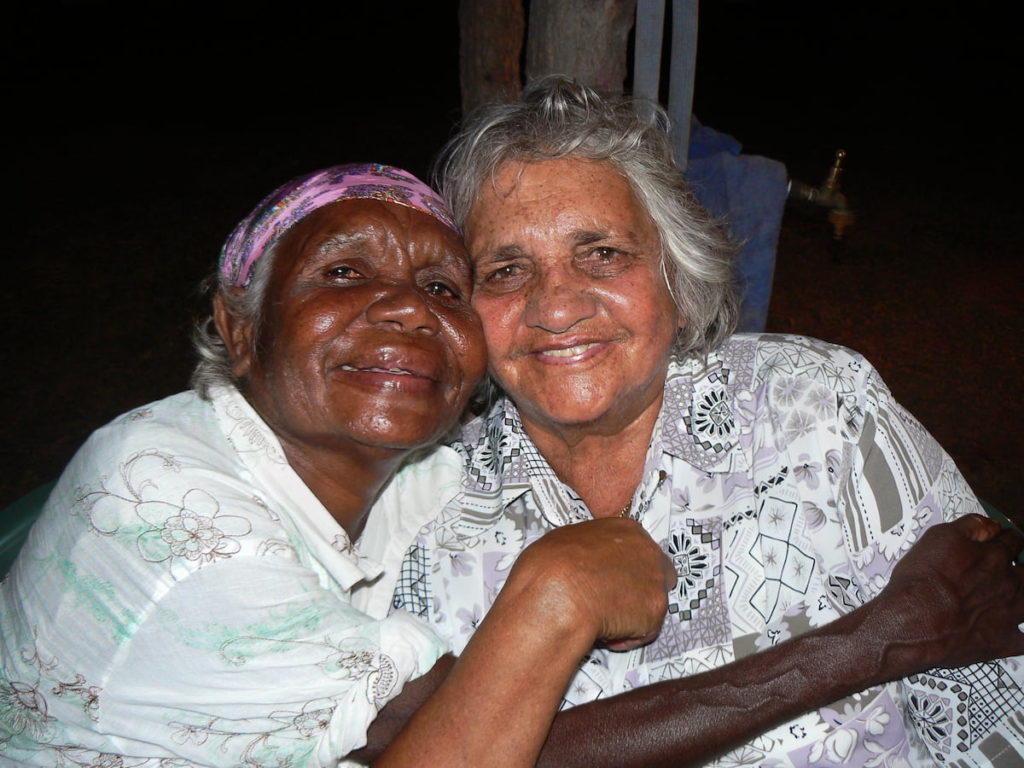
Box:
[452,344,751,532]
[657,351,746,471]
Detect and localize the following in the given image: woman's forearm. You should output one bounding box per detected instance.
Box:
[538,514,1024,767]
[363,598,892,767]
[538,600,890,768]
[376,567,597,766]
[362,597,897,767]
[373,517,672,767]
[366,516,1024,767]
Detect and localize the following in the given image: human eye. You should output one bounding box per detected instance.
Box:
[484,263,519,281]
[324,263,367,281]
[589,246,624,262]
[419,262,471,303]
[578,246,630,275]
[475,262,527,292]
[424,279,463,301]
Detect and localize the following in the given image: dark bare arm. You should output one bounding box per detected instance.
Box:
[358,515,1024,767]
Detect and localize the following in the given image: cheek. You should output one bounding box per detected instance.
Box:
[280,300,348,351]
[309,311,339,335]
[438,309,488,383]
[606,276,679,331]
[472,295,519,357]
[456,316,489,383]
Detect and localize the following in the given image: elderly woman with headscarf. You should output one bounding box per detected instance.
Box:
[398,81,1024,767]
[0,163,676,767]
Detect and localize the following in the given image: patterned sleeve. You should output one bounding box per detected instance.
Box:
[837,366,1024,765]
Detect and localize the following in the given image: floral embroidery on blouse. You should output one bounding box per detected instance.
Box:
[1,387,447,767]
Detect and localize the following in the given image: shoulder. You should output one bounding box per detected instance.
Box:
[714,333,879,393]
[669,334,898,453]
[701,333,892,418]
[60,388,260,518]
[32,390,300,583]
[77,389,238,479]
[2,394,309,711]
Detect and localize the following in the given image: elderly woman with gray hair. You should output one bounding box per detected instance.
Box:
[395,79,1024,766]
[0,163,677,767]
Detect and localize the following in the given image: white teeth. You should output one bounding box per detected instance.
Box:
[340,365,410,375]
[544,343,598,358]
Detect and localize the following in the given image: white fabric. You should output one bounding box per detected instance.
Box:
[0,386,459,767]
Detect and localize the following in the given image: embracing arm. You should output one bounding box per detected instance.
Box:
[361,515,1024,767]
[539,595,896,768]
[363,598,890,767]
[369,517,675,768]
[549,515,1024,767]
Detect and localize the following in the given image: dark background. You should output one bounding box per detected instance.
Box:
[3,2,1020,526]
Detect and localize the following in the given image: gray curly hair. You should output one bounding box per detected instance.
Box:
[189,244,276,399]
[435,76,738,357]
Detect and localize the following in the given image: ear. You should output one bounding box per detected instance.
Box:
[213,290,256,379]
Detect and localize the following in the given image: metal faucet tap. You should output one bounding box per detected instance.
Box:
[788,149,855,241]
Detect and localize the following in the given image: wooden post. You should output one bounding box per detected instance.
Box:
[525,0,637,93]
[459,0,526,115]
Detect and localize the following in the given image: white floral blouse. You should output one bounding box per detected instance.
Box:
[0,386,460,767]
[396,334,1024,767]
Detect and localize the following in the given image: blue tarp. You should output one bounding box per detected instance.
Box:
[686,120,789,332]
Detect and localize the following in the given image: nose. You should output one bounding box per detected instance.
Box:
[365,283,440,334]
[522,270,597,333]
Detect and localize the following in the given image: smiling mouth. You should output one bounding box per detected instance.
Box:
[537,342,602,358]
[339,365,419,376]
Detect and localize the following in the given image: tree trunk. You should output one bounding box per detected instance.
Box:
[459,0,526,115]
[525,0,636,94]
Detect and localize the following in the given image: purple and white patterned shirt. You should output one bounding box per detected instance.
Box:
[396,333,1024,767]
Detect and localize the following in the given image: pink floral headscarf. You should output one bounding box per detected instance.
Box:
[219,163,460,287]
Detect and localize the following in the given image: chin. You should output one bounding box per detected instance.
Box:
[350,414,454,452]
[523,394,618,426]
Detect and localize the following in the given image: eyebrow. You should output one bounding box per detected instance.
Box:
[476,227,637,263]
[432,245,473,275]
[572,229,608,246]
[481,244,528,262]
[314,232,366,255]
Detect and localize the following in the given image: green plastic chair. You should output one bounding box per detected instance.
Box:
[0,481,56,578]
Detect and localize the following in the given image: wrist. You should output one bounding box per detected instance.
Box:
[498,547,598,657]
[755,606,895,707]
[856,587,947,681]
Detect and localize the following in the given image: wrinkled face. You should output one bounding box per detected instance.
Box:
[465,157,682,438]
[229,199,486,455]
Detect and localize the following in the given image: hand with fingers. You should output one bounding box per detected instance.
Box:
[380,519,677,768]
[873,513,1024,675]
[510,516,678,652]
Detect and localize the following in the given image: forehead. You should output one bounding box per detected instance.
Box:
[274,198,468,270]
[287,198,461,249]
[466,157,655,247]
[471,157,649,230]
